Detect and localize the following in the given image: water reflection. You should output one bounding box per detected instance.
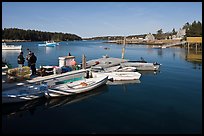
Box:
[2,98,46,118]
[45,85,108,109]
[180,48,202,69]
[139,70,161,75]
[2,85,108,117]
[107,79,141,85]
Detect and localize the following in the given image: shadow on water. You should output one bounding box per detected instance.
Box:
[2,85,108,117]
[2,98,46,117]
[45,85,108,109]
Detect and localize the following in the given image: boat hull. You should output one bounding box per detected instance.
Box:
[92,71,141,81]
[2,84,47,104]
[120,62,160,71]
[45,76,108,98]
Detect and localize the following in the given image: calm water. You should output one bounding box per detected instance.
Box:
[2,41,202,134]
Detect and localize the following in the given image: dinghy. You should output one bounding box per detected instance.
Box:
[2,84,48,104]
[44,75,108,98]
[91,71,141,81]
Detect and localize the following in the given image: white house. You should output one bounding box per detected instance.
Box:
[144,33,155,41]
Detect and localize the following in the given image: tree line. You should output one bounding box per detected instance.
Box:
[182,21,202,37]
[2,28,82,42]
[84,20,202,40]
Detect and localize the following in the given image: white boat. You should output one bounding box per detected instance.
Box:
[45,41,59,47]
[44,75,108,98]
[93,65,136,72]
[38,41,59,47]
[107,79,141,85]
[120,61,161,71]
[2,84,48,104]
[2,43,22,50]
[91,71,141,81]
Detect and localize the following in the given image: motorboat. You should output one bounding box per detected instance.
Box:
[120,61,161,71]
[91,71,141,81]
[38,41,59,47]
[2,42,22,50]
[44,75,108,98]
[2,83,48,104]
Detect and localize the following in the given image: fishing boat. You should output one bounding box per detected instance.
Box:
[45,41,59,47]
[2,83,48,104]
[91,71,141,81]
[2,43,22,50]
[38,41,59,47]
[44,75,108,98]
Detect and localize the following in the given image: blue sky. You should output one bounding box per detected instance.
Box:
[2,2,202,38]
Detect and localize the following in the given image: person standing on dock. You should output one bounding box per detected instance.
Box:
[26,51,32,67]
[29,52,37,76]
[17,51,25,68]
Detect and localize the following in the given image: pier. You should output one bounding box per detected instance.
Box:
[161,41,187,48]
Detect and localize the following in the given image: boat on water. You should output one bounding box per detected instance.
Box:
[2,43,22,50]
[44,75,108,98]
[91,71,141,81]
[38,41,59,47]
[2,83,48,104]
[120,60,161,71]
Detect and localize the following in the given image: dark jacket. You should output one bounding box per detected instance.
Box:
[29,54,37,65]
[17,54,25,64]
[26,53,32,66]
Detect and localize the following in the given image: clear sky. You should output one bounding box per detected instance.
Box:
[2,2,202,38]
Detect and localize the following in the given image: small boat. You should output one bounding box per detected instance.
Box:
[120,59,161,71]
[38,41,59,47]
[45,41,59,47]
[2,43,22,50]
[44,75,108,98]
[91,71,141,81]
[116,66,137,72]
[2,84,48,104]
[93,65,136,72]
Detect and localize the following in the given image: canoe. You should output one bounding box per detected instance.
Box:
[44,75,108,98]
[2,84,48,104]
[91,71,141,81]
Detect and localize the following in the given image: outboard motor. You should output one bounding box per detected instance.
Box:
[85,70,90,78]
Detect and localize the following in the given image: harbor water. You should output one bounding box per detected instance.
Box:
[2,40,202,134]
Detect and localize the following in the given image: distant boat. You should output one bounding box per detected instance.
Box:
[2,43,22,50]
[38,41,59,47]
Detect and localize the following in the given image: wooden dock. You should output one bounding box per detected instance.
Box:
[161,41,187,48]
[2,69,87,91]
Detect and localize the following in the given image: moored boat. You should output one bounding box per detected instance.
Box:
[44,75,108,98]
[91,71,141,81]
[38,41,59,47]
[2,43,22,50]
[120,61,161,71]
[2,83,48,104]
